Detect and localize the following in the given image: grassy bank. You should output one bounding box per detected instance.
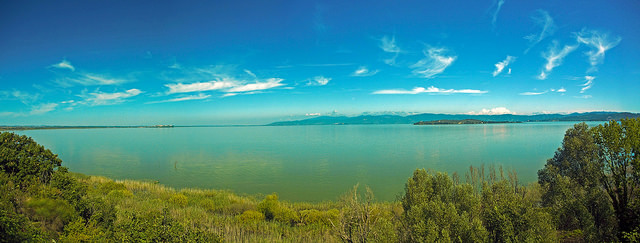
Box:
[75,174,354,242]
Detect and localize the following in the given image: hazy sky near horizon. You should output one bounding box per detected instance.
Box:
[1,0,639,125]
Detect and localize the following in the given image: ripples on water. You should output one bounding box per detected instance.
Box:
[17,122,600,202]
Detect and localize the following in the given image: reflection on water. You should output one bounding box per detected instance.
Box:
[17,122,600,202]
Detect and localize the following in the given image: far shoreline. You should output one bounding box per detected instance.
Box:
[413,119,522,125]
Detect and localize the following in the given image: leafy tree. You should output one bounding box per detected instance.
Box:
[592,119,640,234]
[0,132,62,187]
[400,169,487,242]
[481,180,556,243]
[539,119,640,240]
[538,123,617,240]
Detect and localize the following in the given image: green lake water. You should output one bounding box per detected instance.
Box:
[15,122,598,202]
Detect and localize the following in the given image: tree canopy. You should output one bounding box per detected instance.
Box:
[0,132,62,187]
[538,119,640,241]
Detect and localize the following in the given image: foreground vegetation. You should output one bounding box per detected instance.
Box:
[1,119,639,242]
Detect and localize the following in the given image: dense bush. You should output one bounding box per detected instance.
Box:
[0,132,62,187]
[539,119,640,241]
[401,170,487,242]
[400,169,556,242]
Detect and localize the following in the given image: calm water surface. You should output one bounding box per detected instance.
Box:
[16,123,597,201]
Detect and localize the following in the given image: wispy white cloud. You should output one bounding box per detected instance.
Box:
[575,95,592,99]
[580,76,594,93]
[147,94,211,104]
[538,41,577,80]
[165,80,236,94]
[49,60,130,87]
[351,66,379,77]
[373,86,487,95]
[521,87,566,95]
[493,56,515,77]
[306,76,331,86]
[169,63,181,69]
[227,78,286,92]
[83,89,142,105]
[380,35,401,53]
[163,66,289,98]
[57,73,128,87]
[244,69,257,78]
[1,90,40,104]
[538,71,548,80]
[410,47,456,78]
[50,59,75,71]
[221,93,239,97]
[520,91,548,95]
[277,63,354,68]
[221,91,262,98]
[0,112,17,117]
[379,35,401,65]
[491,0,505,29]
[575,29,621,71]
[524,10,556,53]
[466,107,514,115]
[30,103,58,115]
[305,113,321,116]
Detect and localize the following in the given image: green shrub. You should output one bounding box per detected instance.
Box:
[224,202,255,215]
[300,208,341,226]
[112,210,222,242]
[237,210,265,223]
[61,218,107,242]
[200,198,217,212]
[25,198,78,232]
[0,173,44,242]
[257,194,280,221]
[401,169,487,242]
[481,180,556,242]
[300,209,324,225]
[98,180,127,194]
[107,189,134,198]
[169,194,189,207]
[274,206,299,226]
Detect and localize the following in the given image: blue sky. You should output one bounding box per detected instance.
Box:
[1,0,639,125]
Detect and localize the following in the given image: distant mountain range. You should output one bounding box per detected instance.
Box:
[267,112,640,126]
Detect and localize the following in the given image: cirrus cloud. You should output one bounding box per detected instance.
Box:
[493,56,516,77]
[50,59,75,71]
[165,79,236,94]
[30,103,58,115]
[580,76,594,93]
[575,29,621,71]
[520,91,548,96]
[227,78,286,92]
[524,10,556,53]
[351,67,379,77]
[538,41,577,80]
[411,47,456,79]
[83,89,142,105]
[373,86,487,95]
[306,76,331,86]
[379,35,402,65]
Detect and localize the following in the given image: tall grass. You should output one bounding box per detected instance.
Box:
[75,175,343,242]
